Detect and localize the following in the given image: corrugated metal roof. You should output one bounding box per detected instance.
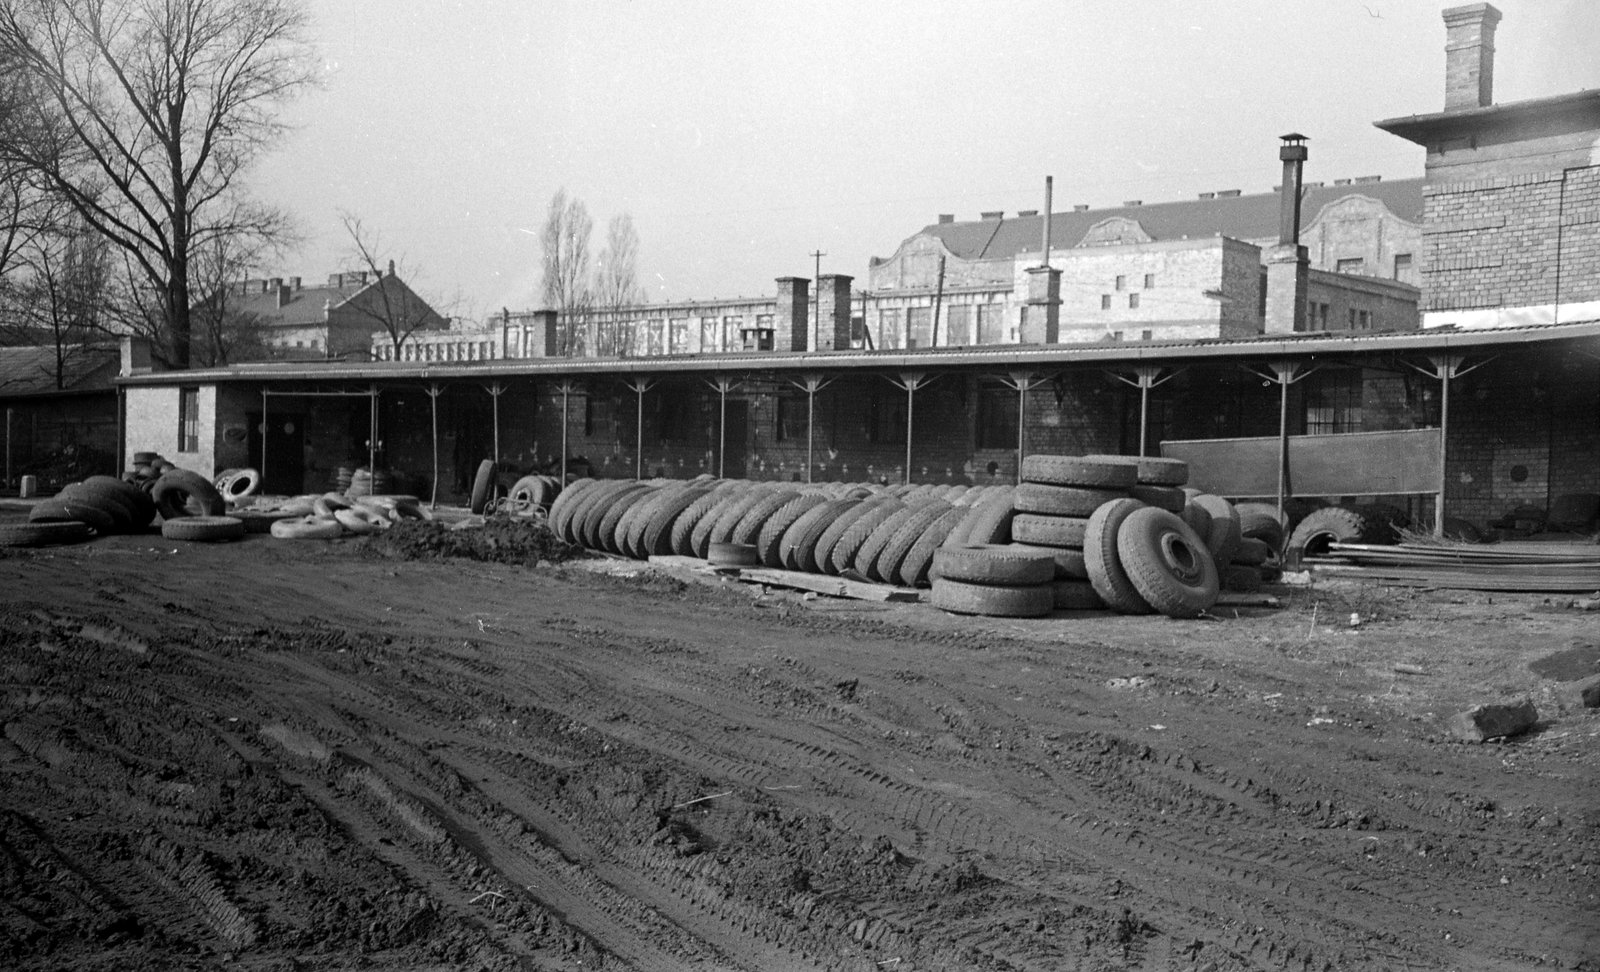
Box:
[921,179,1425,261]
[116,320,1600,386]
[0,345,120,397]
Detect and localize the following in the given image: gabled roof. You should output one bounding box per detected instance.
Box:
[914,179,1425,262]
[0,344,119,397]
[227,279,370,328]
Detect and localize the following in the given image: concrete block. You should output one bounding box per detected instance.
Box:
[1449,698,1538,743]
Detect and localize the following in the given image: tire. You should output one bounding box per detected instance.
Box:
[131,451,160,465]
[56,482,136,532]
[1008,543,1089,580]
[855,502,936,580]
[333,507,389,535]
[642,486,714,557]
[956,487,1016,546]
[0,521,93,547]
[1191,494,1243,564]
[313,493,354,517]
[1082,454,1189,487]
[1234,537,1273,566]
[547,477,596,539]
[702,487,774,554]
[827,500,905,575]
[1234,502,1287,549]
[577,483,642,550]
[508,475,555,510]
[270,515,344,539]
[1115,507,1219,619]
[151,472,225,519]
[1223,564,1263,592]
[221,468,261,500]
[874,502,956,585]
[1285,506,1371,559]
[895,506,968,587]
[1011,513,1090,548]
[731,491,802,547]
[614,486,672,557]
[1180,499,1213,541]
[1131,484,1187,513]
[29,496,116,533]
[233,509,301,534]
[706,541,759,567]
[815,498,897,575]
[161,515,245,542]
[780,498,857,572]
[1083,498,1154,615]
[469,459,496,514]
[757,493,830,567]
[1350,502,1410,544]
[1014,483,1124,517]
[82,475,156,529]
[561,480,624,545]
[594,485,655,553]
[930,578,1054,618]
[670,483,738,556]
[1020,455,1138,490]
[1053,580,1105,611]
[932,544,1056,586]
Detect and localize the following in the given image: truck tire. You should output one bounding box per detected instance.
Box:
[162,515,246,542]
[1011,513,1090,548]
[895,506,968,587]
[930,578,1054,617]
[1083,498,1153,615]
[931,544,1056,586]
[1014,483,1125,517]
[1115,507,1219,619]
[1020,455,1138,490]
[1083,454,1189,487]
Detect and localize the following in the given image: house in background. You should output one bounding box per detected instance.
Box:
[225,265,447,360]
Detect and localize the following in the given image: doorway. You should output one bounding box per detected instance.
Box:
[247,412,306,495]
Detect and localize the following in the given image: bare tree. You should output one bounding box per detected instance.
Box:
[594,213,640,311]
[0,0,318,368]
[0,211,110,388]
[187,231,272,366]
[339,211,449,359]
[539,188,592,356]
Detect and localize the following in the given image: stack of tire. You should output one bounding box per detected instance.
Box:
[125,450,178,491]
[7,475,158,547]
[1007,454,1152,612]
[928,544,1057,618]
[263,492,431,540]
[503,474,564,515]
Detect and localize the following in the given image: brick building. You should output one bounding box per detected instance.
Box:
[1376,2,1600,329]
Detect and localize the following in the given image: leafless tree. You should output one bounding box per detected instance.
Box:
[339,211,450,359]
[0,0,318,368]
[0,211,110,388]
[187,231,272,366]
[539,188,592,356]
[595,213,640,312]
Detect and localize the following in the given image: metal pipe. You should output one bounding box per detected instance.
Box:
[904,383,914,485]
[1437,365,1451,536]
[635,383,645,480]
[260,387,268,488]
[719,384,728,479]
[367,387,377,481]
[1277,372,1290,522]
[806,387,815,483]
[491,386,501,471]
[1139,382,1150,458]
[428,385,440,509]
[1016,382,1027,485]
[560,383,570,486]
[1041,175,1053,264]
[5,406,12,488]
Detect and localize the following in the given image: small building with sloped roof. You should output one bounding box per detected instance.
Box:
[222,268,447,360]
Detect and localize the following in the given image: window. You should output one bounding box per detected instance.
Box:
[850,315,867,349]
[178,387,199,453]
[740,327,774,351]
[866,387,905,445]
[879,308,903,350]
[1335,257,1365,275]
[700,316,721,353]
[776,394,806,442]
[1128,293,1140,309]
[1308,302,1330,330]
[584,395,615,437]
[1100,294,1112,310]
[1115,274,1127,291]
[975,381,1017,450]
[1393,253,1413,280]
[907,307,933,348]
[1346,308,1371,330]
[1304,369,1363,434]
[976,303,1004,344]
[1141,329,1153,340]
[668,318,689,354]
[646,319,665,356]
[945,305,972,345]
[1143,273,1155,289]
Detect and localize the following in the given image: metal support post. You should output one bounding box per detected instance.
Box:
[703,376,743,478]
[623,377,658,480]
[885,372,931,485]
[425,383,443,508]
[786,373,835,483]
[1107,366,1180,457]
[998,371,1047,483]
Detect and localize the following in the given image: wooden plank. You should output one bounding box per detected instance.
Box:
[1214,593,1281,608]
[737,567,921,602]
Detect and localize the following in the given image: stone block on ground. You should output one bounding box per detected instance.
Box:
[1448,698,1538,743]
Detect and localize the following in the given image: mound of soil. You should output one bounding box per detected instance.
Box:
[364,517,579,566]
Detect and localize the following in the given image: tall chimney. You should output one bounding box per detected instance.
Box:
[1443,3,1501,110]
[1040,175,1053,267]
[775,277,810,351]
[817,275,855,351]
[1264,134,1310,334]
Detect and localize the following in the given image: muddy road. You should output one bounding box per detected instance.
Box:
[1,531,1596,971]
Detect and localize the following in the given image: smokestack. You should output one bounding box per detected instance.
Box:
[1443,3,1501,110]
[1040,175,1053,268]
[1278,133,1308,245]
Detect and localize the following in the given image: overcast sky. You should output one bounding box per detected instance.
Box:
[249,0,1600,324]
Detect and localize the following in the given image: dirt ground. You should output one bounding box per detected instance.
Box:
[1,521,1596,972]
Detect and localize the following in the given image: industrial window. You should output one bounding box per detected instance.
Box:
[879,308,903,350]
[850,315,867,349]
[1115,275,1126,291]
[945,305,971,345]
[1346,308,1371,330]
[1128,293,1140,309]
[976,303,1004,344]
[178,387,200,453]
[1307,302,1330,330]
[775,393,806,442]
[975,381,1017,450]
[1335,257,1365,275]
[1393,253,1413,279]
[722,316,742,351]
[1141,329,1153,340]
[1304,370,1362,434]
[1100,294,1112,310]
[668,318,689,354]
[907,307,933,348]
[584,396,615,437]
[646,319,665,356]
[740,327,774,351]
[1143,273,1155,288]
[700,316,720,352]
[866,387,905,445]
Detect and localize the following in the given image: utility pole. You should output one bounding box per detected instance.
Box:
[810,250,826,351]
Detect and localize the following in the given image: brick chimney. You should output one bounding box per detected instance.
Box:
[1264,133,1310,334]
[775,277,810,351]
[1443,3,1501,110]
[817,275,855,350]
